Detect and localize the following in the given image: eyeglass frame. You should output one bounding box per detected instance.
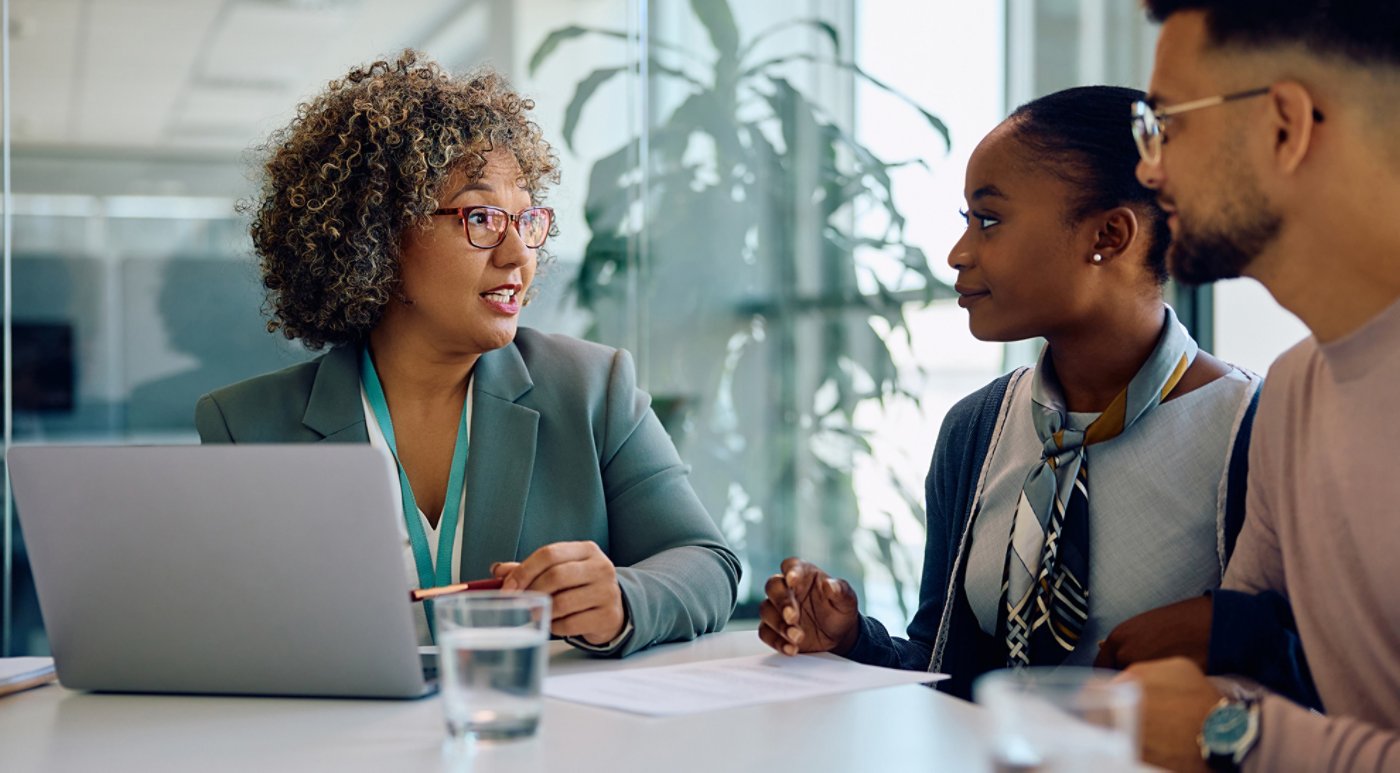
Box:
[430,205,555,249]
[1132,86,1327,166]
[1131,86,1272,166]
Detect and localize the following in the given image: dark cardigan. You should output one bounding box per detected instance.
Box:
[843,371,1310,704]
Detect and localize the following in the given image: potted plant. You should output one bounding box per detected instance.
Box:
[531,0,950,617]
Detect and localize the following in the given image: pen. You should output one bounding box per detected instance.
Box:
[409,578,505,602]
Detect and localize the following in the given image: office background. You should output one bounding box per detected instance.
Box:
[0,0,1306,657]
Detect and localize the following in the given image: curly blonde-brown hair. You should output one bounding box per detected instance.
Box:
[247,49,560,350]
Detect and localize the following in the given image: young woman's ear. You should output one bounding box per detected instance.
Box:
[1089,207,1140,264]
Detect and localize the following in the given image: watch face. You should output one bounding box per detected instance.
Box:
[1202,703,1251,751]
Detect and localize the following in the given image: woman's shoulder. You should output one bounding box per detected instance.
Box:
[1156,353,1261,424]
[196,348,351,442]
[502,328,637,413]
[510,328,631,391]
[1169,351,1252,401]
[505,329,653,443]
[512,327,619,368]
[203,352,332,408]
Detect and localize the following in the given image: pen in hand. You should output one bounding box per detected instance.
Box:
[409,578,505,602]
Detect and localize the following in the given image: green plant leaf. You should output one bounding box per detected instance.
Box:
[573,233,631,308]
[746,54,951,150]
[759,77,905,220]
[889,468,925,518]
[563,66,629,151]
[759,78,822,164]
[649,61,708,90]
[563,62,708,152]
[581,138,640,232]
[668,91,746,166]
[530,26,615,75]
[821,423,876,456]
[690,0,740,60]
[528,25,702,75]
[899,245,941,300]
[855,237,939,297]
[870,512,914,621]
[848,318,900,395]
[760,77,914,244]
[739,18,840,61]
[742,121,797,270]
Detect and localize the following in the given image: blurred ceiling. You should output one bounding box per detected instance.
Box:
[4,0,508,155]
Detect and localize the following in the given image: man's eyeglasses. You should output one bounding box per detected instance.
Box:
[1131,86,1273,166]
[431,205,554,249]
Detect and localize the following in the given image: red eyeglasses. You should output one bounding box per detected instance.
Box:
[431,205,554,249]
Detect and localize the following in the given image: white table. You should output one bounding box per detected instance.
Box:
[0,631,998,772]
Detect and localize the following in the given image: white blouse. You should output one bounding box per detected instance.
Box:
[360,380,473,646]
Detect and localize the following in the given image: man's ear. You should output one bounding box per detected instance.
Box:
[1267,81,1320,175]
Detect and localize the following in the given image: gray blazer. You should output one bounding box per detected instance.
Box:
[195,327,740,657]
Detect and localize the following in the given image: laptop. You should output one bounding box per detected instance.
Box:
[8,443,434,699]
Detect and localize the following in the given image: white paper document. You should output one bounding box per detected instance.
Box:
[544,653,946,716]
[0,656,56,698]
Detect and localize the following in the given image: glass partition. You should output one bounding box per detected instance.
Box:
[2,0,1000,655]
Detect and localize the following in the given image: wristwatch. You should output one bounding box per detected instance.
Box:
[1198,696,1260,772]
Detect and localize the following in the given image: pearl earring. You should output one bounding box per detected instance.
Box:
[1092,253,1104,264]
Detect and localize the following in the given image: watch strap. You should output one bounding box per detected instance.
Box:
[1200,696,1261,772]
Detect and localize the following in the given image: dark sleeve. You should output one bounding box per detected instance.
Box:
[1222,383,1261,558]
[844,376,1011,672]
[1213,381,1322,711]
[1208,589,1324,711]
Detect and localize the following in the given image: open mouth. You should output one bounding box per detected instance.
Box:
[479,284,523,314]
[481,288,518,303]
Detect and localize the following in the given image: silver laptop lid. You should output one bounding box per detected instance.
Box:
[9,444,430,699]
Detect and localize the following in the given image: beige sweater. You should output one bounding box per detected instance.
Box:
[1223,297,1400,772]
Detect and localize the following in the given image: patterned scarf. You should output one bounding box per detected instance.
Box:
[999,306,1198,667]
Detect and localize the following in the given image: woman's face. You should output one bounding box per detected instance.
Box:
[947,123,1098,342]
[394,149,538,355]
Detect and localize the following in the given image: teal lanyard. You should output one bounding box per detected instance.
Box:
[360,347,470,591]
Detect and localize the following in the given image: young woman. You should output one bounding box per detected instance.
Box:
[196,50,738,656]
[757,86,1260,698]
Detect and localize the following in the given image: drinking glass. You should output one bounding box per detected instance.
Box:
[434,591,551,742]
[974,667,1141,772]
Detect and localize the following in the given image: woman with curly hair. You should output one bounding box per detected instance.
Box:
[196,50,739,656]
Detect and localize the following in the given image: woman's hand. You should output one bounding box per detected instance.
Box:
[492,541,626,646]
[757,557,860,656]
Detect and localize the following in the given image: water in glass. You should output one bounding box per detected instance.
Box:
[439,626,548,740]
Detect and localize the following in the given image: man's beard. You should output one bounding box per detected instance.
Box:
[1168,150,1283,285]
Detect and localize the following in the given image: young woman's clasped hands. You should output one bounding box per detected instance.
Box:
[758,557,859,657]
